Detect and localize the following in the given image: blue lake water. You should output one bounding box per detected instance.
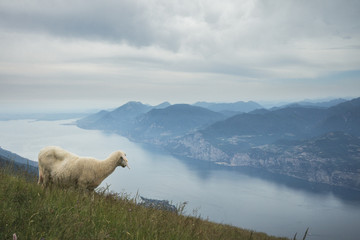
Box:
[1,119,360,239]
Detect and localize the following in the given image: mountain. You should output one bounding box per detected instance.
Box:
[76,110,110,129]
[129,104,225,143]
[193,101,263,115]
[77,98,360,151]
[200,97,360,148]
[154,102,171,109]
[200,106,329,152]
[77,102,225,143]
[319,97,360,135]
[77,101,152,133]
[274,98,348,110]
[166,98,360,189]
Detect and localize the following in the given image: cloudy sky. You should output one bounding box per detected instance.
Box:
[0,0,359,112]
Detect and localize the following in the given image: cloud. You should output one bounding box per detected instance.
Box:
[2,0,358,51]
[0,0,154,46]
[0,0,359,110]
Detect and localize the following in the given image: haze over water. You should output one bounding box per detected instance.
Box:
[1,119,360,240]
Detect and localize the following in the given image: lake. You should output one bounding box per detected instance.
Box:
[1,119,360,239]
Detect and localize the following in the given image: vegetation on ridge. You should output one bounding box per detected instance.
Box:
[0,164,288,240]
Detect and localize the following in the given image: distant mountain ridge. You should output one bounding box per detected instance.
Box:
[76,97,360,190]
[77,101,153,133]
[77,100,264,135]
[193,101,263,113]
[201,107,329,149]
[201,97,360,146]
[272,98,348,110]
[319,97,360,136]
[77,102,226,141]
[130,104,225,142]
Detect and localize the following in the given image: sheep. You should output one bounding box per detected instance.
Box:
[38,146,129,191]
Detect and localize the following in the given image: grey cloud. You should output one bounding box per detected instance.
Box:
[0,0,359,106]
[0,0,359,53]
[0,0,155,47]
[0,0,200,51]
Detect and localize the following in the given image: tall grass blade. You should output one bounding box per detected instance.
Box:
[302,227,309,240]
[293,232,297,240]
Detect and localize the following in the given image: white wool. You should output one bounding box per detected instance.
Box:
[38,146,129,191]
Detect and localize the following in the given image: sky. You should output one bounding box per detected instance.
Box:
[0,0,359,112]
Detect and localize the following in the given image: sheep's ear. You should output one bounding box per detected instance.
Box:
[126,163,130,169]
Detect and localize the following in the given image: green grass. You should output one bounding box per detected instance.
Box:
[0,165,288,240]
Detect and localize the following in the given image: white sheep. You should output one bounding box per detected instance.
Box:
[38,146,130,190]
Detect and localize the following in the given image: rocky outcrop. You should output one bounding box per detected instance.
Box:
[167,132,360,191]
[167,133,229,163]
[230,148,360,190]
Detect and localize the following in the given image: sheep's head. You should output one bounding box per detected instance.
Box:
[118,151,130,169]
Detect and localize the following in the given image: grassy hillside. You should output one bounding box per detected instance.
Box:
[0,165,288,240]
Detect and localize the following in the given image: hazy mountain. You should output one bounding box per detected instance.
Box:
[77,101,152,132]
[200,106,329,152]
[200,97,360,147]
[319,97,360,136]
[77,102,225,142]
[130,104,225,142]
[76,110,110,129]
[193,101,263,114]
[274,98,348,110]
[298,98,347,108]
[154,102,171,109]
[78,98,360,148]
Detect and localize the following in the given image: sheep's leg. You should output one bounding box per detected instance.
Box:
[38,176,43,185]
[42,173,51,189]
[38,168,44,185]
